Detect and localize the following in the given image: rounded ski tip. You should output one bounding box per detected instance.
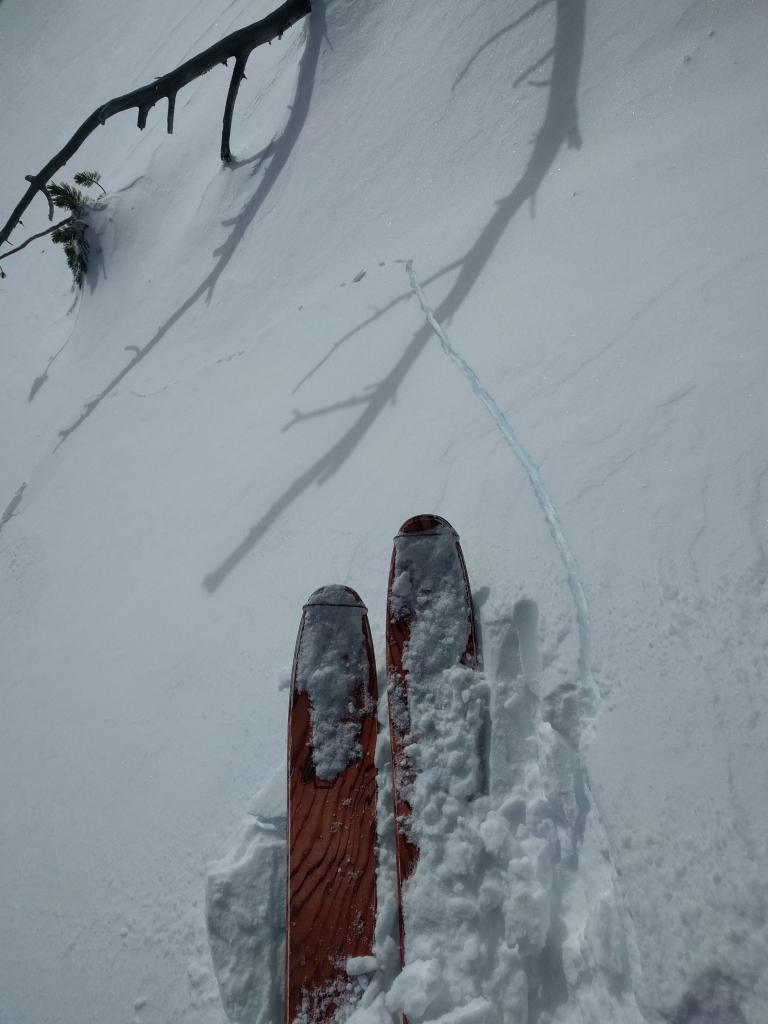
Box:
[396,514,459,539]
[304,584,367,610]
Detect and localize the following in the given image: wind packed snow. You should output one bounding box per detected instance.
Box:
[2,0,768,1022]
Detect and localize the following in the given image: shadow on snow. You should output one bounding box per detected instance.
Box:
[202,0,586,593]
[52,2,326,448]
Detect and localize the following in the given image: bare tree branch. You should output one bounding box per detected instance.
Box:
[221,53,249,162]
[0,0,311,249]
[167,93,176,135]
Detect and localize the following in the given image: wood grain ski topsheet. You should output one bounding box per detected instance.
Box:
[286,586,378,1024]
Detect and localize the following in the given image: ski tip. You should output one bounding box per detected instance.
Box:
[396,513,459,539]
[304,584,367,610]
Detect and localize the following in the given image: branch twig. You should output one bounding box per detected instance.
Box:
[221,53,249,162]
[0,0,311,249]
[0,217,73,277]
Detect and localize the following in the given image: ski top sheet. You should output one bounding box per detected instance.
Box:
[385,515,479,961]
[285,585,378,1024]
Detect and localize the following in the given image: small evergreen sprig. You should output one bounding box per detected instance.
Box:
[73,170,106,195]
[48,181,87,213]
[50,218,90,288]
[47,171,105,287]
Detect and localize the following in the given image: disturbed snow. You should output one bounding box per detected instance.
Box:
[294,586,373,780]
[208,557,644,1024]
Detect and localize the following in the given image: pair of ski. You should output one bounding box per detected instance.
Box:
[286,515,478,1024]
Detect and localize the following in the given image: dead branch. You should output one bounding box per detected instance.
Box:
[0,0,311,249]
[221,53,250,162]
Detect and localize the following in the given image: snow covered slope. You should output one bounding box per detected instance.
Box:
[1,0,767,1021]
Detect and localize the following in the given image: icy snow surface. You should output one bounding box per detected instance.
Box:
[2,0,768,1022]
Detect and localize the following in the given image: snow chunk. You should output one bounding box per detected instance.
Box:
[346,955,378,978]
[386,958,443,1019]
[478,810,512,860]
[393,527,472,678]
[295,586,373,780]
[422,997,497,1024]
[206,815,285,1024]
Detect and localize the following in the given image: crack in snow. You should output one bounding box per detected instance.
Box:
[405,260,596,707]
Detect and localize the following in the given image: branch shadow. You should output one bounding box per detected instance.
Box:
[28,290,84,402]
[292,2,570,397]
[514,45,555,88]
[203,0,585,592]
[290,259,462,395]
[28,337,70,402]
[452,0,554,91]
[0,482,27,535]
[281,389,378,432]
[53,2,326,449]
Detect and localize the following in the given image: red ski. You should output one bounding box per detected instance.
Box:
[386,515,479,962]
[285,586,378,1024]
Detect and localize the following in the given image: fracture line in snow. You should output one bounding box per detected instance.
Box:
[405,260,595,697]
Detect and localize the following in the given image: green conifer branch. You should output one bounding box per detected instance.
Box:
[74,171,106,194]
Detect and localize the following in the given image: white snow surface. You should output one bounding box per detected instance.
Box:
[2,0,768,1022]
